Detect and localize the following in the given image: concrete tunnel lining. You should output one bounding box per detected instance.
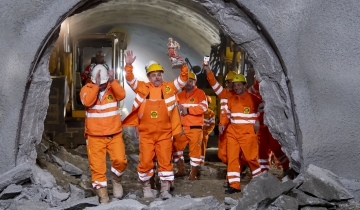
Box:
[4,0,299,178]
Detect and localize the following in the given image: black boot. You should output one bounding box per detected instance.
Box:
[225,187,241,194]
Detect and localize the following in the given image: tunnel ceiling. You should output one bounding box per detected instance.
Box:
[68,0,220,55]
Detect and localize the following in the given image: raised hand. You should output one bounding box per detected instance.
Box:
[108,68,114,83]
[125,50,136,65]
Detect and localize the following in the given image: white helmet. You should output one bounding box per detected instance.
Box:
[145,60,158,71]
[91,64,109,84]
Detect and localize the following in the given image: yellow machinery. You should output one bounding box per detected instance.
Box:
[44,25,128,147]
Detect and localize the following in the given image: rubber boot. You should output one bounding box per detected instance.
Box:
[142,181,154,198]
[96,187,110,204]
[174,159,186,177]
[112,173,123,199]
[159,180,172,200]
[188,166,198,181]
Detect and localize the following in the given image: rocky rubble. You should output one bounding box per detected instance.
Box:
[0,133,358,210]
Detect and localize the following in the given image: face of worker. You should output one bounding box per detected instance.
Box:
[185,79,196,92]
[99,82,107,91]
[225,80,234,91]
[147,71,163,87]
[96,55,105,64]
[233,82,246,95]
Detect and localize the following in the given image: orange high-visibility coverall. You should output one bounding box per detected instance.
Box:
[201,108,215,164]
[206,71,235,164]
[248,80,290,172]
[173,86,208,167]
[80,80,128,189]
[220,91,262,190]
[122,64,187,182]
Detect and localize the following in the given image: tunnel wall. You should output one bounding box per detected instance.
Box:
[231,0,360,180]
[0,0,359,196]
[0,0,81,174]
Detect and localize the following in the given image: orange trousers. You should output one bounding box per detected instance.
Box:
[200,131,211,165]
[87,132,128,189]
[173,129,203,166]
[138,122,174,182]
[226,124,261,190]
[258,126,289,172]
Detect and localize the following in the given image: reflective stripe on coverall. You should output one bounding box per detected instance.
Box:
[80,80,128,189]
[173,86,207,167]
[248,80,290,171]
[220,91,262,190]
[201,109,215,164]
[206,71,235,164]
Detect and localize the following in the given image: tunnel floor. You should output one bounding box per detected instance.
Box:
[37,134,285,204]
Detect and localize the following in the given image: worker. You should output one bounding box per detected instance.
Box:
[248,78,290,175]
[122,50,187,200]
[200,95,215,165]
[95,50,106,64]
[79,64,128,204]
[172,71,208,180]
[203,65,236,165]
[219,74,262,194]
[203,64,236,187]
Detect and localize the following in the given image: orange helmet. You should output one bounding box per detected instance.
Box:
[206,95,212,104]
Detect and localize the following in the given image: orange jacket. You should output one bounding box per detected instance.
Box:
[125,64,188,110]
[248,79,265,125]
[80,80,125,136]
[206,71,235,114]
[122,65,185,136]
[177,86,208,129]
[220,91,261,127]
[203,108,215,135]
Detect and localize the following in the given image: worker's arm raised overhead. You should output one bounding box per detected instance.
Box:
[203,65,231,98]
[169,56,188,94]
[124,50,147,93]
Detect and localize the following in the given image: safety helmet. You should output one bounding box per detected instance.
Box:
[147,63,164,75]
[145,60,158,71]
[206,95,212,104]
[225,71,236,81]
[232,74,247,84]
[91,64,109,84]
[189,71,197,81]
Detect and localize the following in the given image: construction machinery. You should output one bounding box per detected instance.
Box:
[44,24,133,149]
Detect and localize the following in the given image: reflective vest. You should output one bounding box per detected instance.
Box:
[80,80,125,136]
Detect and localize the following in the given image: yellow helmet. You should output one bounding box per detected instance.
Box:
[147,63,164,74]
[232,74,247,84]
[189,71,197,81]
[225,71,236,81]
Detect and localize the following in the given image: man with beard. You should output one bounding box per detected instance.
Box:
[172,71,208,180]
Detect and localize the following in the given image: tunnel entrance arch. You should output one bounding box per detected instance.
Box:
[17,0,301,174]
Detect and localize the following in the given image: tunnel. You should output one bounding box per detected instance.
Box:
[1,0,360,205]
